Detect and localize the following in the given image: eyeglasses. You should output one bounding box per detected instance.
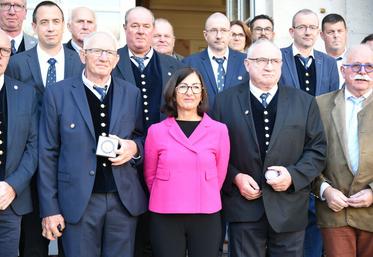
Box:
[293,25,319,32]
[0,47,11,57]
[176,83,203,94]
[85,48,117,58]
[253,27,273,33]
[205,28,230,35]
[247,58,282,66]
[0,3,25,12]
[231,32,245,38]
[343,63,373,73]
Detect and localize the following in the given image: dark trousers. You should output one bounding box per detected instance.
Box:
[304,195,323,257]
[61,193,137,257]
[134,211,152,257]
[19,177,49,257]
[0,207,21,257]
[321,226,373,257]
[229,215,305,257]
[149,212,221,257]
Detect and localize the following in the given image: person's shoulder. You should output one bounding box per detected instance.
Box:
[203,113,228,129]
[314,49,336,63]
[316,89,341,104]
[182,49,206,63]
[112,76,139,93]
[4,75,33,93]
[156,51,183,67]
[220,81,248,97]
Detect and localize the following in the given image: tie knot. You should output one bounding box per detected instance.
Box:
[297,55,312,68]
[48,58,57,66]
[348,96,365,105]
[93,86,107,101]
[260,93,270,108]
[214,57,225,65]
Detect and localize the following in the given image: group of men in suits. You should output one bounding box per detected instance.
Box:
[1,1,373,257]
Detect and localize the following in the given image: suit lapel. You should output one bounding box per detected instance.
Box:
[26,47,44,95]
[70,79,95,140]
[109,78,125,132]
[283,46,300,88]
[331,90,351,170]
[117,46,136,85]
[236,85,261,155]
[200,49,218,95]
[225,49,237,89]
[167,118,197,153]
[267,87,289,152]
[5,79,17,148]
[64,47,75,78]
[314,51,323,96]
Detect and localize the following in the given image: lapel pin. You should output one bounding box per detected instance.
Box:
[245,110,249,115]
[167,72,172,76]
[70,123,75,129]
[14,85,18,90]
[238,76,243,80]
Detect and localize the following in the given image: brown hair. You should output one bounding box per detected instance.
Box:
[161,67,209,117]
[230,20,252,50]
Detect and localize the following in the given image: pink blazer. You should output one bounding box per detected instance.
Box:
[144,114,230,214]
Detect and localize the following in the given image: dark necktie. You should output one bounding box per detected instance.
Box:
[260,93,270,108]
[131,56,147,72]
[11,39,17,55]
[93,86,107,102]
[298,55,312,70]
[213,57,226,92]
[46,58,57,87]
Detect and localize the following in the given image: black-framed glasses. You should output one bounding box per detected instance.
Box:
[343,63,373,73]
[247,58,282,66]
[293,25,319,32]
[253,27,273,33]
[0,3,25,12]
[85,48,117,58]
[176,83,203,94]
[0,47,11,57]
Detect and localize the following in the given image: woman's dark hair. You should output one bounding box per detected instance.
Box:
[161,67,209,118]
[230,20,252,50]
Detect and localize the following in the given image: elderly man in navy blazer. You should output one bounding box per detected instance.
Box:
[279,9,339,257]
[0,29,38,257]
[182,12,248,110]
[38,31,147,257]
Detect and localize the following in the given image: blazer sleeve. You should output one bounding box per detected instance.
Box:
[216,124,230,189]
[5,89,38,196]
[286,98,327,192]
[37,87,61,218]
[130,90,145,166]
[144,125,159,192]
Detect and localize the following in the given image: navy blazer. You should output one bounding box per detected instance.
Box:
[279,45,339,96]
[6,45,83,105]
[38,76,147,223]
[3,76,38,215]
[182,48,248,109]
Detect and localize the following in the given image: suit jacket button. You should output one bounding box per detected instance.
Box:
[89,170,95,176]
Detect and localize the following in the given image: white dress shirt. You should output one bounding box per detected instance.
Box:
[249,81,278,105]
[207,47,229,84]
[37,44,65,87]
[81,70,112,101]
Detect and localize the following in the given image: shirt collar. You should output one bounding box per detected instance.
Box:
[128,47,154,59]
[207,47,229,61]
[70,40,82,53]
[8,32,24,50]
[82,69,111,89]
[292,44,315,58]
[0,74,4,91]
[249,81,278,102]
[37,44,65,66]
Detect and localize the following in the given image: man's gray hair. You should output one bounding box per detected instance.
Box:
[246,39,282,59]
[83,31,118,50]
[124,6,155,26]
[292,9,318,27]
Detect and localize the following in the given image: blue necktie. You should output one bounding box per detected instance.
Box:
[260,93,270,108]
[131,56,147,72]
[298,55,312,70]
[46,58,57,87]
[347,96,364,174]
[93,86,107,102]
[213,57,225,92]
[11,39,17,55]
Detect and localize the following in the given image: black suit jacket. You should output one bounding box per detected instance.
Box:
[5,45,83,106]
[212,83,326,233]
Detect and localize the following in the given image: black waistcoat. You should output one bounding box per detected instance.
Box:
[84,84,117,193]
[294,56,317,96]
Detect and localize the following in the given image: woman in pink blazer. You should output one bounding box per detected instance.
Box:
[144,67,230,257]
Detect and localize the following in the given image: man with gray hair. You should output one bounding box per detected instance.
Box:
[152,18,183,60]
[65,6,97,54]
[0,0,37,55]
[279,9,339,257]
[213,39,326,257]
[38,31,147,257]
